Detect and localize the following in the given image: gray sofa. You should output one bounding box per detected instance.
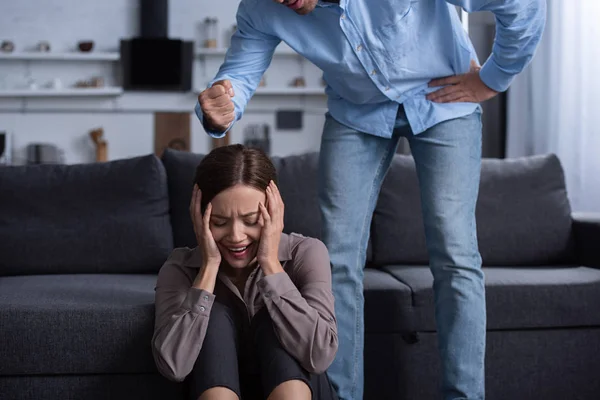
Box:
[1,149,598,400]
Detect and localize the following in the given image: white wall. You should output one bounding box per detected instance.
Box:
[0,0,327,164]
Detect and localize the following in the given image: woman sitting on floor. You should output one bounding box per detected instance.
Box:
[151,144,339,400]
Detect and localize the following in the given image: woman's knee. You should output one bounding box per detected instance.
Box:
[267,379,311,400]
[198,386,239,400]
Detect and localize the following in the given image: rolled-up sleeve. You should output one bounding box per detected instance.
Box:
[258,238,338,374]
[151,250,215,382]
[448,0,547,92]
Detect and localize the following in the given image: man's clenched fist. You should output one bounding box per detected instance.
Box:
[198,80,235,132]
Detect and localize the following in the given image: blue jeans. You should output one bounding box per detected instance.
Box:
[320,106,486,400]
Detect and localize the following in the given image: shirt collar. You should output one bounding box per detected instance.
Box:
[183,232,293,268]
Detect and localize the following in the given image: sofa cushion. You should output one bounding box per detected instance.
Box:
[371,154,575,266]
[161,149,204,249]
[0,155,173,275]
[0,274,159,376]
[363,269,412,333]
[381,265,600,331]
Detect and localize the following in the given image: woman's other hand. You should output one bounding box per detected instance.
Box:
[257,181,285,275]
[190,184,222,270]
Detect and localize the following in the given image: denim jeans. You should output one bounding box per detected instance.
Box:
[320,106,486,400]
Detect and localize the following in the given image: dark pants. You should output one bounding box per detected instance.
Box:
[187,302,338,400]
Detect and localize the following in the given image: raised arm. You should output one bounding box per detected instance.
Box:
[446,0,547,92]
[195,0,281,137]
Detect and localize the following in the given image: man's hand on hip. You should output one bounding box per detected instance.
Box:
[426,60,498,104]
[198,79,236,132]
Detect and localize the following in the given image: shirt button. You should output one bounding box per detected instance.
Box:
[199,306,206,312]
[203,295,209,301]
[356,44,363,51]
[385,86,390,91]
[265,292,272,298]
[371,70,377,75]
[341,13,346,19]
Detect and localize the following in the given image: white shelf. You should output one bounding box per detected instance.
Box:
[0,87,124,97]
[0,52,120,61]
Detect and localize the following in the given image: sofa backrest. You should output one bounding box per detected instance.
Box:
[0,155,173,276]
[370,153,576,266]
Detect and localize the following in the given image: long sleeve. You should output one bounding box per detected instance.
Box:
[194,0,281,138]
[151,249,215,382]
[258,237,338,374]
[446,0,547,92]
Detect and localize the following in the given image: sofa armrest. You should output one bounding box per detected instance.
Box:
[572,212,600,268]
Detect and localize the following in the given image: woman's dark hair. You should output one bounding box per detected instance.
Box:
[194,144,277,213]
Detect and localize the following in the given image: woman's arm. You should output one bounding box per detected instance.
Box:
[151,249,217,382]
[258,237,338,374]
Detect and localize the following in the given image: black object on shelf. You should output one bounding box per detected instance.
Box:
[120,0,193,91]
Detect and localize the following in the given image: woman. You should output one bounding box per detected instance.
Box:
[152,144,339,400]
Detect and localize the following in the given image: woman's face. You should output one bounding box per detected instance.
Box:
[208,184,266,270]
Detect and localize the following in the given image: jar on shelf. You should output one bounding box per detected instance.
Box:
[204,17,218,48]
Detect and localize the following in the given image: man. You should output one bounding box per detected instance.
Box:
[195,1,546,399]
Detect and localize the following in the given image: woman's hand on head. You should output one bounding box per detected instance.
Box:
[190,184,221,269]
[257,181,285,275]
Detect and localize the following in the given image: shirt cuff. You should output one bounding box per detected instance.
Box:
[193,101,232,139]
[258,272,297,301]
[182,287,215,316]
[479,54,516,93]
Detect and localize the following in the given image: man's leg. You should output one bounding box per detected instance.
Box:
[319,113,400,400]
[405,110,486,400]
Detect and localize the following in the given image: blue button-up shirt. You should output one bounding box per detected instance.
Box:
[195,0,546,138]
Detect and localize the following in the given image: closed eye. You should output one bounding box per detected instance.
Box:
[245,219,259,226]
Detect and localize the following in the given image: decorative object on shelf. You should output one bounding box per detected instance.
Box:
[1,40,15,53]
[290,77,306,87]
[243,123,271,155]
[89,128,107,162]
[37,41,51,52]
[0,131,11,165]
[203,17,218,48]
[26,143,64,164]
[75,76,104,88]
[49,78,63,90]
[78,40,94,52]
[90,77,104,88]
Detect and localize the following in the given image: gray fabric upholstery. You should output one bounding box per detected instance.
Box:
[572,212,600,268]
[0,274,159,375]
[365,329,600,400]
[363,269,412,333]
[0,374,183,400]
[371,154,575,266]
[0,155,173,275]
[161,149,204,248]
[382,265,600,331]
